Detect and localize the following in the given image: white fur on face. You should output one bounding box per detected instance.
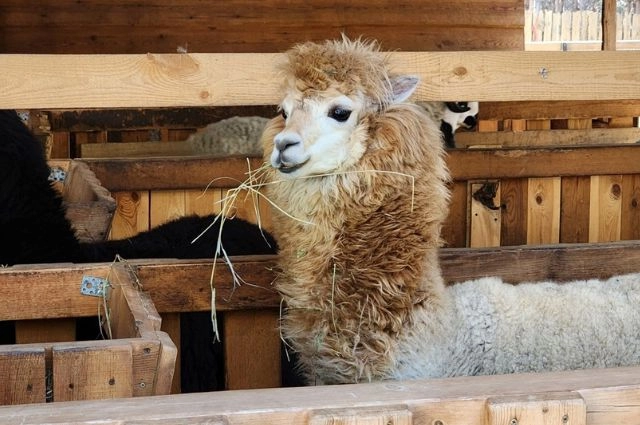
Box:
[270,92,368,178]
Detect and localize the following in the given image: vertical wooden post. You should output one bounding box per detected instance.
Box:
[602,0,617,51]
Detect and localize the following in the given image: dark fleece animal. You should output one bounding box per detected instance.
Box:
[0,109,277,392]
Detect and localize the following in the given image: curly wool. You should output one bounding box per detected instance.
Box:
[263,37,640,386]
[186,116,269,157]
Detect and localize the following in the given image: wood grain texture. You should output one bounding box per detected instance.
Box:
[560,177,591,244]
[469,182,501,248]
[4,51,640,109]
[0,346,46,405]
[499,179,528,246]
[479,100,640,121]
[52,341,133,402]
[223,310,281,390]
[0,0,522,54]
[589,175,623,243]
[1,366,640,424]
[486,392,586,425]
[526,177,561,244]
[83,146,640,192]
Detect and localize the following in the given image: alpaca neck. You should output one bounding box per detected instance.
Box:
[274,174,448,383]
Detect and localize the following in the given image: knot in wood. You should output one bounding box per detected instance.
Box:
[453,66,468,77]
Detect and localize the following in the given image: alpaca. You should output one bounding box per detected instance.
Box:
[0,109,277,392]
[185,116,269,157]
[261,38,640,385]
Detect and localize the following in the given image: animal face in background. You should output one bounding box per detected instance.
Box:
[269,77,419,178]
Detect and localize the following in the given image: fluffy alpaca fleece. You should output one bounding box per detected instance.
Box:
[261,38,640,385]
[186,116,269,157]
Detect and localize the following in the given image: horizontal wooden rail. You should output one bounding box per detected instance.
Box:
[1,365,639,424]
[81,145,640,191]
[3,51,640,109]
[4,241,640,320]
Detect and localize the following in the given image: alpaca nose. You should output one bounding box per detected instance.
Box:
[274,133,302,152]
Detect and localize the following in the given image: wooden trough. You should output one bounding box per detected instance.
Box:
[1,49,640,423]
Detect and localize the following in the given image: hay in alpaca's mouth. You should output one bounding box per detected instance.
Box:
[195,158,416,342]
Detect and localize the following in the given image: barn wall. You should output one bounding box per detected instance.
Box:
[0,0,524,54]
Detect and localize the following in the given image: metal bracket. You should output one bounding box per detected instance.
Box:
[80,275,109,297]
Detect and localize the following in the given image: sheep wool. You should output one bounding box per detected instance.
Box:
[261,37,640,385]
[186,116,268,157]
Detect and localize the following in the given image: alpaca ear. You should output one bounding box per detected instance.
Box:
[390,75,419,104]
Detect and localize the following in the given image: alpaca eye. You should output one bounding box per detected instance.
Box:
[328,107,351,122]
[281,110,288,120]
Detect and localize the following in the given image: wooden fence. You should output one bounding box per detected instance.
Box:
[526,9,640,44]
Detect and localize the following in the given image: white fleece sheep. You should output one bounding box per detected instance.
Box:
[186,116,268,156]
[260,37,640,385]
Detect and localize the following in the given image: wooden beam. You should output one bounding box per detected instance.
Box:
[602,0,617,51]
[0,366,639,424]
[5,241,640,321]
[455,127,640,148]
[82,145,640,191]
[4,51,640,109]
[479,100,640,121]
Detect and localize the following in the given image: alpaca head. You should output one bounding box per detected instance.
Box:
[265,37,420,178]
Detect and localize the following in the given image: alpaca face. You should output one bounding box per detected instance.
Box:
[269,88,369,178]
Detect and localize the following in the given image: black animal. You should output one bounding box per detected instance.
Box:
[0,109,277,392]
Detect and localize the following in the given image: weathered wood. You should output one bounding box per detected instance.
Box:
[486,392,586,425]
[560,177,591,243]
[0,346,46,405]
[479,100,640,121]
[109,191,151,240]
[0,0,522,54]
[52,341,134,402]
[6,241,640,321]
[14,319,76,344]
[4,51,640,109]
[223,310,281,390]
[455,127,640,148]
[499,178,528,246]
[81,146,640,192]
[1,367,640,424]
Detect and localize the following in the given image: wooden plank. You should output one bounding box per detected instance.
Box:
[15,319,76,344]
[441,181,467,248]
[109,191,150,240]
[309,406,412,425]
[0,264,113,321]
[83,146,640,192]
[456,127,640,148]
[621,174,640,240]
[223,310,281,390]
[4,51,640,109]
[479,100,640,121]
[160,314,181,395]
[526,177,561,245]
[589,175,623,243]
[560,177,591,243]
[486,392,586,425]
[499,178,528,246]
[1,367,640,424]
[52,341,133,402]
[603,0,617,51]
[150,190,187,228]
[0,346,46,405]
[468,182,501,248]
[81,141,196,158]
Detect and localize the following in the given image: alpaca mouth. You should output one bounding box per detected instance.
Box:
[278,160,307,174]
